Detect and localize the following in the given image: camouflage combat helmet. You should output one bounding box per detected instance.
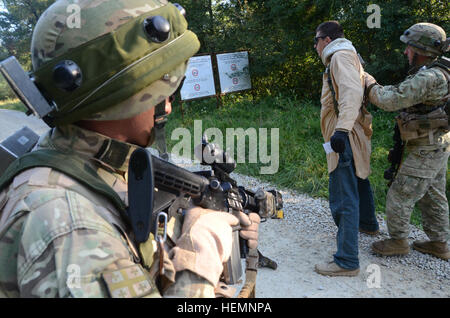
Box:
[400,23,449,57]
[30,0,200,125]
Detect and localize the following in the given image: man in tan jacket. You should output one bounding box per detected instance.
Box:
[313,21,379,277]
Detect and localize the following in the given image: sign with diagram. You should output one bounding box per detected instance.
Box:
[216,51,251,94]
[180,55,216,101]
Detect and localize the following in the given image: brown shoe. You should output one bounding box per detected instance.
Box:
[359,228,380,236]
[412,240,450,261]
[372,238,409,256]
[314,261,360,277]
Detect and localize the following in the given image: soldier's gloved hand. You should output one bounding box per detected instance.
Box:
[169,207,239,287]
[364,72,377,89]
[238,212,261,249]
[330,130,348,153]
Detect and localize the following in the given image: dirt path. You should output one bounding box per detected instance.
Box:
[224,175,449,298]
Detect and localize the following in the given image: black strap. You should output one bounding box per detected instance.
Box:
[326,64,371,119]
[326,66,340,117]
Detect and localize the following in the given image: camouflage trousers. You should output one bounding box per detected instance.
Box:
[386,145,449,242]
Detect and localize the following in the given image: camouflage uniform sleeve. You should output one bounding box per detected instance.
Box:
[16,189,142,297]
[163,271,215,298]
[19,229,135,297]
[368,68,448,112]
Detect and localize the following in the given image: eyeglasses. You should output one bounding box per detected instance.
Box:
[314,35,327,45]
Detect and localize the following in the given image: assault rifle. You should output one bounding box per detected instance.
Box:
[384,123,404,187]
[127,139,283,291]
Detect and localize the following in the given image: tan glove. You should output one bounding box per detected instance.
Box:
[168,207,239,287]
[238,212,261,249]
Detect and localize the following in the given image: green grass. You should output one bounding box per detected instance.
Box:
[2,95,448,228]
[166,93,449,228]
[0,98,27,112]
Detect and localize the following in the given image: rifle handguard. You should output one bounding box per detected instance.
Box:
[255,188,283,219]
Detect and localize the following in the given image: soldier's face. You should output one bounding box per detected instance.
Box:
[404,46,415,65]
[165,97,172,115]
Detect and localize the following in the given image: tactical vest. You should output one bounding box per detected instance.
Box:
[396,57,450,142]
[0,149,127,213]
[0,148,168,297]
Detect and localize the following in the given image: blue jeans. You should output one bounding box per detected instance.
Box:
[328,136,379,270]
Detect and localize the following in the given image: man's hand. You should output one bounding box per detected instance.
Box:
[330,130,348,153]
[238,212,261,249]
[169,207,239,287]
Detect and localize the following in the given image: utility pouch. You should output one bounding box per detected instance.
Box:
[396,107,449,141]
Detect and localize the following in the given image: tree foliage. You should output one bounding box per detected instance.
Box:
[0,0,55,68]
[183,0,449,100]
[0,0,449,100]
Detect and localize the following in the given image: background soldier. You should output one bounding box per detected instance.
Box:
[0,0,259,297]
[365,23,450,260]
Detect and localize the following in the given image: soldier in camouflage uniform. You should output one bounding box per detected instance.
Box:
[365,23,450,260]
[0,0,260,297]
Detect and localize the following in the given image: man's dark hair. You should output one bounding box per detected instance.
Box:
[316,21,344,40]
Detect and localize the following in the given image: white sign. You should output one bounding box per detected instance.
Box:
[180,55,216,101]
[216,51,251,94]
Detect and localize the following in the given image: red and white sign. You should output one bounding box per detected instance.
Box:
[216,52,251,94]
[180,55,216,100]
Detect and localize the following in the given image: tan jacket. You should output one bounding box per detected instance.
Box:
[320,38,373,179]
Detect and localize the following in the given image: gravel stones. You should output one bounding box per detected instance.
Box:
[168,152,449,297]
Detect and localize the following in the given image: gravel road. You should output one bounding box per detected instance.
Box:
[1,109,449,298]
[174,155,450,298]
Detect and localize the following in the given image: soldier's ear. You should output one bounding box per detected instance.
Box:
[442,38,450,53]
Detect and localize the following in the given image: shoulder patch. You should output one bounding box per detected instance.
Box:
[101,264,160,298]
[12,168,51,190]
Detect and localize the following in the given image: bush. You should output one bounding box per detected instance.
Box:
[0,76,17,101]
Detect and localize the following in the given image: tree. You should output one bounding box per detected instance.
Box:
[0,0,55,70]
[1,0,449,101]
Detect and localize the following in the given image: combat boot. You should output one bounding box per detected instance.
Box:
[412,240,450,261]
[314,261,360,277]
[371,238,409,256]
